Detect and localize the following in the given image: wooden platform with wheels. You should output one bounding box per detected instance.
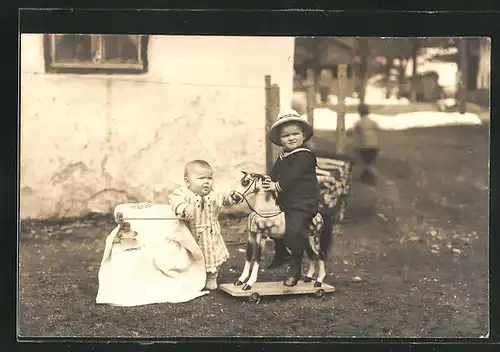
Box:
[219,281,335,303]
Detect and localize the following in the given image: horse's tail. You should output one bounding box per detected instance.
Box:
[319,209,334,261]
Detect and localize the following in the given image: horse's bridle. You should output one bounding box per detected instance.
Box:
[233,172,283,218]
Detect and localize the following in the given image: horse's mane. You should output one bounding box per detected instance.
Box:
[247,172,278,203]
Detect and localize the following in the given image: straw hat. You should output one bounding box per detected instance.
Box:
[268,109,314,146]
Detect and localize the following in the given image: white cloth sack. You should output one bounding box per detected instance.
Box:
[96,203,209,307]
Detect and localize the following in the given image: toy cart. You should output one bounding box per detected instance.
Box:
[219,281,335,304]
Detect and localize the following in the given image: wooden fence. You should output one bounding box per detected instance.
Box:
[264,64,350,172]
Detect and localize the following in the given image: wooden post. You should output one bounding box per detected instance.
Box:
[265,76,281,174]
[272,84,280,116]
[458,38,468,114]
[306,69,315,129]
[265,75,274,174]
[271,84,280,164]
[336,64,347,154]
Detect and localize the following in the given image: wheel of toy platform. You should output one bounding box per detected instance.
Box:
[314,289,325,299]
[248,292,261,304]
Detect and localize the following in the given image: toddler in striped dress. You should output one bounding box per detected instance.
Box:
[169,160,242,290]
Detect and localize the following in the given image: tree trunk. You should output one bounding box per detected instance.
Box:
[310,38,323,101]
[358,38,368,104]
[396,57,406,100]
[458,38,468,114]
[411,38,419,101]
[336,64,347,154]
[385,57,393,99]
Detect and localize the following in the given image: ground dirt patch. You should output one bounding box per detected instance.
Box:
[18,125,489,338]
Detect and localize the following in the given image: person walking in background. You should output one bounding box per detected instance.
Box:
[352,103,381,185]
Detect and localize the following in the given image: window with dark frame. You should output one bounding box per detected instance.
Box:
[44,34,148,74]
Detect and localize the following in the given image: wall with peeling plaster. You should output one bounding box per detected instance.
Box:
[20,34,295,219]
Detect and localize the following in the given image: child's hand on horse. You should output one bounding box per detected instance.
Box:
[229,191,243,204]
[262,177,277,192]
[183,207,195,221]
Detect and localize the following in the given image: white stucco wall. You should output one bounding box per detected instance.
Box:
[20,34,295,219]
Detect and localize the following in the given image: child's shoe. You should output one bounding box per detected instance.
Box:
[283,253,303,287]
[205,271,219,290]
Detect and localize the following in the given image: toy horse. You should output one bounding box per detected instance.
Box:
[232,159,352,291]
[232,171,328,290]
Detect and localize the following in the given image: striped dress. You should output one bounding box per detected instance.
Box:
[169,187,234,272]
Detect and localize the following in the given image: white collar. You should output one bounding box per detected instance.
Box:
[279,147,312,159]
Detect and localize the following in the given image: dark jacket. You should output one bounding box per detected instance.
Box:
[270,147,320,215]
